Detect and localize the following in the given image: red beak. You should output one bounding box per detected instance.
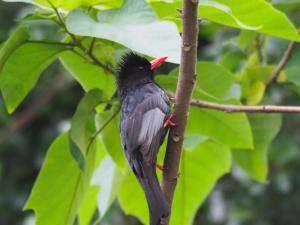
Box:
[150,56,168,70]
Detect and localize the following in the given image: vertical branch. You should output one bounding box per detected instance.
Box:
[161,0,199,223]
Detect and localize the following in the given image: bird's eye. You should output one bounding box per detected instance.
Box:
[138,66,143,70]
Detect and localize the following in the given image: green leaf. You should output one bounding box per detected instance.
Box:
[150,0,300,41]
[233,113,282,182]
[0,43,66,113]
[149,1,182,30]
[118,171,149,225]
[200,0,300,41]
[66,0,181,63]
[247,80,266,105]
[3,0,124,10]
[70,89,105,163]
[18,12,56,22]
[170,141,231,225]
[238,30,256,50]
[60,50,115,96]
[183,135,209,151]
[187,105,253,148]
[24,133,97,225]
[0,26,29,72]
[96,109,127,169]
[194,62,235,99]
[91,155,126,219]
[78,185,100,225]
[220,51,246,72]
[157,62,235,100]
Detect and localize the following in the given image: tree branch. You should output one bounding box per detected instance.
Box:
[166,92,300,113]
[268,27,300,85]
[161,0,199,224]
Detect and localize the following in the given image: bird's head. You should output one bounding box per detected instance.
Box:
[116,52,168,94]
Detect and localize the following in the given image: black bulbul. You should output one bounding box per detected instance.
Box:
[117,52,174,225]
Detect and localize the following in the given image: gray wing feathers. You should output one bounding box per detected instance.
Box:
[138,108,165,146]
[121,89,170,165]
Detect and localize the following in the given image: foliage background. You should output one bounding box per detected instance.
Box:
[0,1,300,225]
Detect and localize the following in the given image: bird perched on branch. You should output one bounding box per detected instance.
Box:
[117,52,174,225]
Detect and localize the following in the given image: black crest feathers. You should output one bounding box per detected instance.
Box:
[116,52,152,96]
[117,51,150,77]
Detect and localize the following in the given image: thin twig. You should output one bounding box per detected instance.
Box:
[87,38,96,55]
[268,27,300,85]
[47,0,78,43]
[166,92,300,113]
[47,0,115,74]
[86,107,120,152]
[161,0,199,224]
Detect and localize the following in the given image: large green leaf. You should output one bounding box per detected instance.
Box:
[0,43,66,113]
[60,50,115,96]
[118,170,149,225]
[66,0,181,63]
[119,141,231,225]
[194,62,235,100]
[150,0,300,41]
[233,113,282,182]
[91,155,126,219]
[157,62,235,100]
[96,109,127,169]
[200,0,300,41]
[3,0,124,10]
[78,185,100,225]
[24,133,97,225]
[187,105,253,148]
[0,27,29,72]
[70,89,105,164]
[170,141,231,225]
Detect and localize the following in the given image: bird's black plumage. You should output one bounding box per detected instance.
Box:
[117,52,170,225]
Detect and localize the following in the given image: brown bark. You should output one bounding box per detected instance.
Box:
[160,0,199,224]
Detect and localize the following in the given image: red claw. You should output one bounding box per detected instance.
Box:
[164,115,176,127]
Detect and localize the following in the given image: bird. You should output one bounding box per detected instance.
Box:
[117,52,174,225]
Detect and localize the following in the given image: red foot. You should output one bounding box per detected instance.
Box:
[164,115,176,127]
[156,163,165,171]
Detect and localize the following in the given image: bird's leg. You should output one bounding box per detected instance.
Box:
[156,163,166,171]
[164,114,176,127]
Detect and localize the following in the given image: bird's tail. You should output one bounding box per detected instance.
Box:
[135,160,170,225]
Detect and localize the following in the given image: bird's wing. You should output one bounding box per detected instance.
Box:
[122,91,170,165]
